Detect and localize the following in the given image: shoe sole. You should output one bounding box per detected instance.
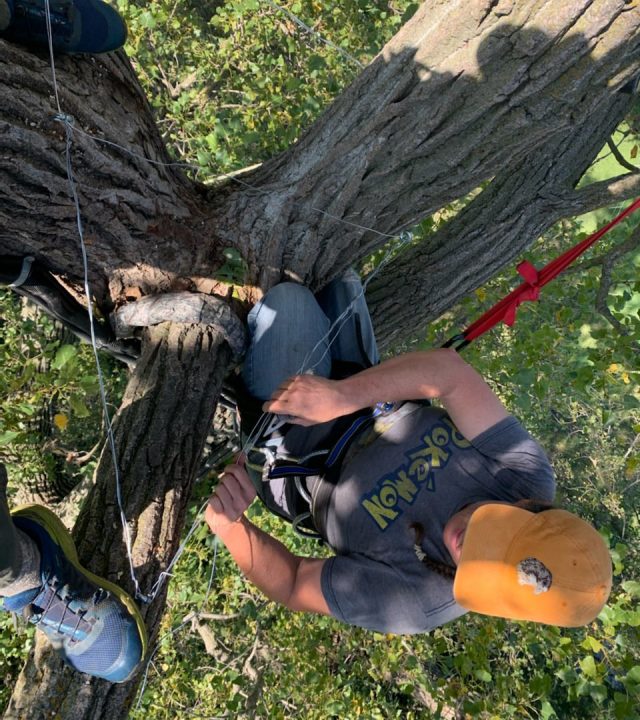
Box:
[11,504,149,672]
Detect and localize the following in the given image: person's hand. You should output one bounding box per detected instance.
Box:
[262,374,354,425]
[205,457,256,534]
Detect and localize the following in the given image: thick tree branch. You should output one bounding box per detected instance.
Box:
[367,86,635,348]
[8,321,238,719]
[562,173,640,219]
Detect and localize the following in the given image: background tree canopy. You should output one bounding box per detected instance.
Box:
[0,0,639,718]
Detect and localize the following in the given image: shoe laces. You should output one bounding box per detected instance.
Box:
[32,575,95,642]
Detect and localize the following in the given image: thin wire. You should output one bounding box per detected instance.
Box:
[60,123,145,597]
[135,536,220,710]
[263,0,364,69]
[70,124,398,241]
[43,3,145,601]
[43,0,61,113]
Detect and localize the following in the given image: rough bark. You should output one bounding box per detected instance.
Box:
[214,0,640,291]
[0,45,219,300]
[1,1,638,312]
[5,321,237,720]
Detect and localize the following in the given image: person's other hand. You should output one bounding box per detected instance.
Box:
[262,374,353,425]
[205,457,256,534]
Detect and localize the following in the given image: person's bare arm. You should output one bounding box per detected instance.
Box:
[264,348,509,441]
[205,463,330,614]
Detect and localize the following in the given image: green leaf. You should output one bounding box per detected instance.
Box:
[579,655,598,679]
[621,580,640,597]
[514,368,536,386]
[51,344,77,370]
[581,636,603,653]
[588,683,608,703]
[0,430,20,446]
[69,394,91,418]
[308,54,327,71]
[139,11,157,29]
[624,665,640,685]
[540,700,557,720]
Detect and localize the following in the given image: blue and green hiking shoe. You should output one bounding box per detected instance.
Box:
[2,505,147,683]
[0,0,127,54]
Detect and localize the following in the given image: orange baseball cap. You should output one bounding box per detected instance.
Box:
[452,505,612,627]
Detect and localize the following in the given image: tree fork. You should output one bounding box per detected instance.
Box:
[5,320,239,720]
[367,87,637,348]
[0,43,226,300]
[3,2,639,310]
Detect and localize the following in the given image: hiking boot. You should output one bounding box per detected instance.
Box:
[0,0,127,54]
[2,504,147,683]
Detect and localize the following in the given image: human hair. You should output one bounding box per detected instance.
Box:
[411,498,555,580]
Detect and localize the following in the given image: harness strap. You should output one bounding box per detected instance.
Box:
[263,407,377,538]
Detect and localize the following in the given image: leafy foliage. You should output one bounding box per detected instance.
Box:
[0,292,127,499]
[118,0,412,175]
[2,1,640,718]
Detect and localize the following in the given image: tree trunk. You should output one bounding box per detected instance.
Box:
[5,319,238,720]
[1,1,638,310]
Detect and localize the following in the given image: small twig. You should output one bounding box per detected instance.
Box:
[607,137,639,174]
[623,433,640,461]
[183,611,242,622]
[42,437,102,466]
[623,477,640,494]
[242,632,261,682]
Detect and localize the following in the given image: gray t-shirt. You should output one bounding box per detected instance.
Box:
[317,403,555,634]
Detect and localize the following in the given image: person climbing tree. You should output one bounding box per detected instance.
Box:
[206,271,612,632]
[2,0,637,713]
